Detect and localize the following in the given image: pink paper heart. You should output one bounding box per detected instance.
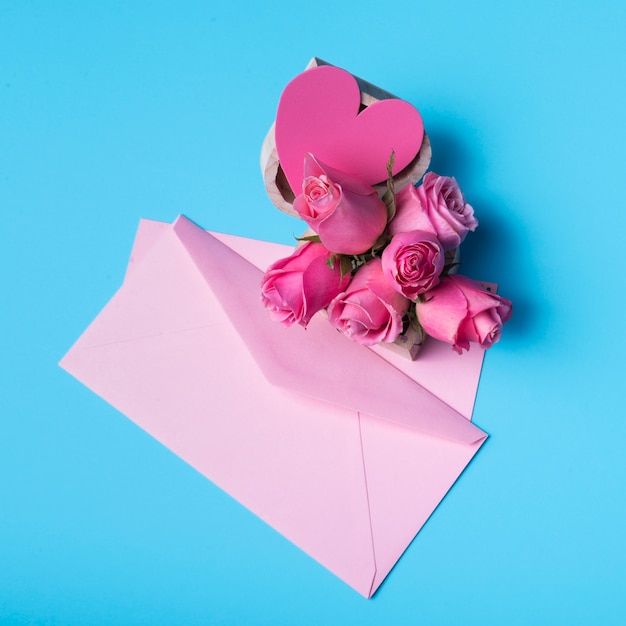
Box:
[275,65,424,195]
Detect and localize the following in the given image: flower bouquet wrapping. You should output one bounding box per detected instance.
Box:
[261,59,511,358]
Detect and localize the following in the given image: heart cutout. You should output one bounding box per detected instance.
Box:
[275,65,424,195]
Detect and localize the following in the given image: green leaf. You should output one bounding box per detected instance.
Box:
[295,234,322,244]
[406,305,426,343]
[370,232,390,256]
[339,255,354,279]
[442,261,461,275]
[386,150,395,179]
[383,151,396,222]
[327,254,356,279]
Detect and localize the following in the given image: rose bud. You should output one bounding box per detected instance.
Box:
[328,258,409,346]
[293,153,388,255]
[261,241,351,327]
[415,274,512,353]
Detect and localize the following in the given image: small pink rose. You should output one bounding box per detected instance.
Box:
[328,258,409,346]
[389,173,478,251]
[415,275,512,353]
[381,230,444,300]
[293,153,388,255]
[261,241,351,327]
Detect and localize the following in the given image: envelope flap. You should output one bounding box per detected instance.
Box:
[173,216,487,445]
[123,218,171,283]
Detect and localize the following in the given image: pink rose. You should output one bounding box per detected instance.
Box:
[415,275,512,353]
[389,173,478,251]
[381,230,444,300]
[261,241,351,327]
[328,258,409,346]
[293,153,388,255]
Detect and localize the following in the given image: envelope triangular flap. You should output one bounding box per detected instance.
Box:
[173,216,486,446]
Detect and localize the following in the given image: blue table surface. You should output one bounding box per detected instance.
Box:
[2,1,625,624]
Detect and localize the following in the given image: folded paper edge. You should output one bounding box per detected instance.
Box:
[171,215,487,446]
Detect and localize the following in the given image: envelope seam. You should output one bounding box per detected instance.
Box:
[357,411,378,598]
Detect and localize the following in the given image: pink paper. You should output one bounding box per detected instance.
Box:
[60,216,488,597]
[275,65,424,193]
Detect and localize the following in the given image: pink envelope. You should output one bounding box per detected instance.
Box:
[60,215,489,598]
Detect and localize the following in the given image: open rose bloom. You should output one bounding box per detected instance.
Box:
[381,230,444,300]
[390,173,478,251]
[262,153,512,356]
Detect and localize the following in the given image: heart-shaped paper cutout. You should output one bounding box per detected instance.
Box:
[275,65,424,194]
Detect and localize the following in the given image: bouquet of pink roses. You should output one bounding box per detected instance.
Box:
[261,152,512,356]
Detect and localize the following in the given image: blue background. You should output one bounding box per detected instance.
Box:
[2,1,625,624]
